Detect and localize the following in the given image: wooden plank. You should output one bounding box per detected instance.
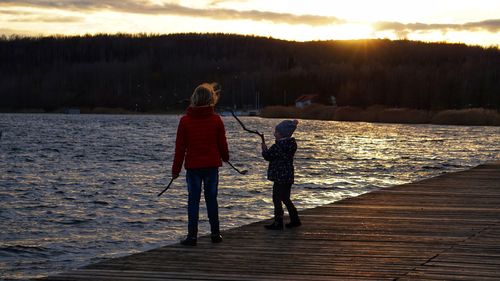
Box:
[42,161,500,281]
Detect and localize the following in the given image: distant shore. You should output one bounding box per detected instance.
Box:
[0,107,183,115]
[2,105,500,126]
[260,105,500,126]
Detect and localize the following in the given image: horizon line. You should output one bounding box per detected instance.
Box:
[1,31,499,49]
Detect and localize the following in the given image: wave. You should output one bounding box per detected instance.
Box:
[92,200,109,205]
[41,148,60,153]
[155,218,184,223]
[52,218,92,225]
[422,163,466,170]
[302,185,335,190]
[0,245,49,257]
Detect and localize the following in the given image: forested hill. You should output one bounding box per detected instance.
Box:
[1,33,499,112]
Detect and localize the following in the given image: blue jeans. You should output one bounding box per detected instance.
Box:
[186,168,220,238]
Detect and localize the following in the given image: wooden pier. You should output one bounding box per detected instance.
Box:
[44,161,500,280]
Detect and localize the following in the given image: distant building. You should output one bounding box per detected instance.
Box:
[330,96,337,106]
[295,94,319,108]
[64,108,80,114]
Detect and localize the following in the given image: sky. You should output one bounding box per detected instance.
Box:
[0,0,499,46]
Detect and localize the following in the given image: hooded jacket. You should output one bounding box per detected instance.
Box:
[262,137,297,183]
[172,106,229,176]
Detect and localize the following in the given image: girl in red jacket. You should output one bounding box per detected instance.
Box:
[172,83,229,246]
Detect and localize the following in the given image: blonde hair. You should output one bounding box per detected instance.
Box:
[190,83,220,107]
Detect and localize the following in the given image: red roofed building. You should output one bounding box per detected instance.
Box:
[295,94,319,108]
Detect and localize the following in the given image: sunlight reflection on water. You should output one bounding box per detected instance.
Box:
[0,113,499,279]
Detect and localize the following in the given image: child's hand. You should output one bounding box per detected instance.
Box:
[261,142,267,151]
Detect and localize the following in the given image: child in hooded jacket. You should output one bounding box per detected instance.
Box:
[261,119,301,230]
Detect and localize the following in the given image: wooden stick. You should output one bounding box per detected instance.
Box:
[228,109,265,143]
[157,178,175,197]
[227,161,248,175]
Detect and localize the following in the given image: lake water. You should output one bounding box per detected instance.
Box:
[0,113,499,280]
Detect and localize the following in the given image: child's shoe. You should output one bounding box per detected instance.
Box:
[180,236,197,246]
[211,234,223,243]
[286,209,301,228]
[264,217,283,230]
[285,219,301,228]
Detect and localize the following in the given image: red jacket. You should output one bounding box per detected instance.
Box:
[172,106,229,176]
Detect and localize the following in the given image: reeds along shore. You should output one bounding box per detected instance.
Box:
[3,105,498,126]
[260,105,500,126]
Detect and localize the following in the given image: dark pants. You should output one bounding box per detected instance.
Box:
[272,182,298,219]
[186,168,220,238]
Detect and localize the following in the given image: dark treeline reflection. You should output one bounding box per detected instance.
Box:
[1,33,499,112]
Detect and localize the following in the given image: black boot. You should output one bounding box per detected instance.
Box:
[211,233,223,243]
[180,236,197,246]
[264,217,283,230]
[285,219,301,228]
[286,209,301,228]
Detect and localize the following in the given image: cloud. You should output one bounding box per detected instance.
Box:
[463,19,500,32]
[0,8,83,23]
[374,19,500,37]
[0,27,44,36]
[0,9,83,22]
[208,0,249,6]
[9,15,83,23]
[0,8,26,14]
[0,0,343,26]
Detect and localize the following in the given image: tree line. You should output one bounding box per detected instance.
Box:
[0,33,499,112]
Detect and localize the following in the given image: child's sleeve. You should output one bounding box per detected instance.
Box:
[217,117,230,162]
[171,117,187,176]
[262,144,281,161]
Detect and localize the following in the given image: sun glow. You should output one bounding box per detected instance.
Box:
[330,23,374,40]
[0,0,498,46]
